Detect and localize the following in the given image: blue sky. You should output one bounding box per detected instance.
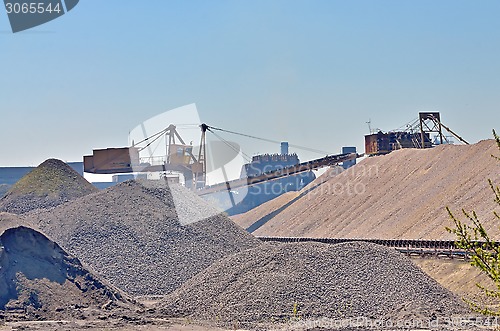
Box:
[1,0,499,166]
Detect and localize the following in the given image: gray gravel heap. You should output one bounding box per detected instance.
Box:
[0,212,25,229]
[160,241,470,324]
[0,159,97,214]
[27,180,261,296]
[0,225,134,321]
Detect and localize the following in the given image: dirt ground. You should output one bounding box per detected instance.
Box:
[0,319,234,331]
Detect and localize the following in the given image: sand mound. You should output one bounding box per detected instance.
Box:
[160,241,468,324]
[234,191,300,230]
[241,140,500,239]
[26,180,261,296]
[0,159,97,214]
[232,166,344,231]
[0,225,133,321]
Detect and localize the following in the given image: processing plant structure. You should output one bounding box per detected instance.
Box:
[83,124,358,215]
[364,112,468,156]
[82,111,466,215]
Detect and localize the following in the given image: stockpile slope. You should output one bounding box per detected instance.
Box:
[232,166,344,230]
[233,192,300,230]
[0,159,97,214]
[160,241,468,323]
[0,225,133,321]
[245,140,500,239]
[27,180,261,296]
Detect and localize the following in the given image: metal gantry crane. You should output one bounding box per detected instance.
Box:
[84,124,208,189]
[84,123,361,193]
[418,112,469,146]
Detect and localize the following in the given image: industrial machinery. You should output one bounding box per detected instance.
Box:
[84,123,360,214]
[84,124,208,189]
[365,112,468,156]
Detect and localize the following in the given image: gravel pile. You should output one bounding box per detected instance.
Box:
[0,225,134,321]
[0,159,97,214]
[0,212,25,229]
[27,180,261,296]
[160,241,469,324]
[236,139,500,239]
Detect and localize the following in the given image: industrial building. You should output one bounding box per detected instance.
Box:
[364,112,468,156]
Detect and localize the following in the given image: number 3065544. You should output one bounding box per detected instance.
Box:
[5,2,62,14]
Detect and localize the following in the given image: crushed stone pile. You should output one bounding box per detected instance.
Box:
[160,241,469,324]
[237,140,500,239]
[0,159,97,214]
[0,212,26,229]
[26,180,261,296]
[0,225,134,321]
